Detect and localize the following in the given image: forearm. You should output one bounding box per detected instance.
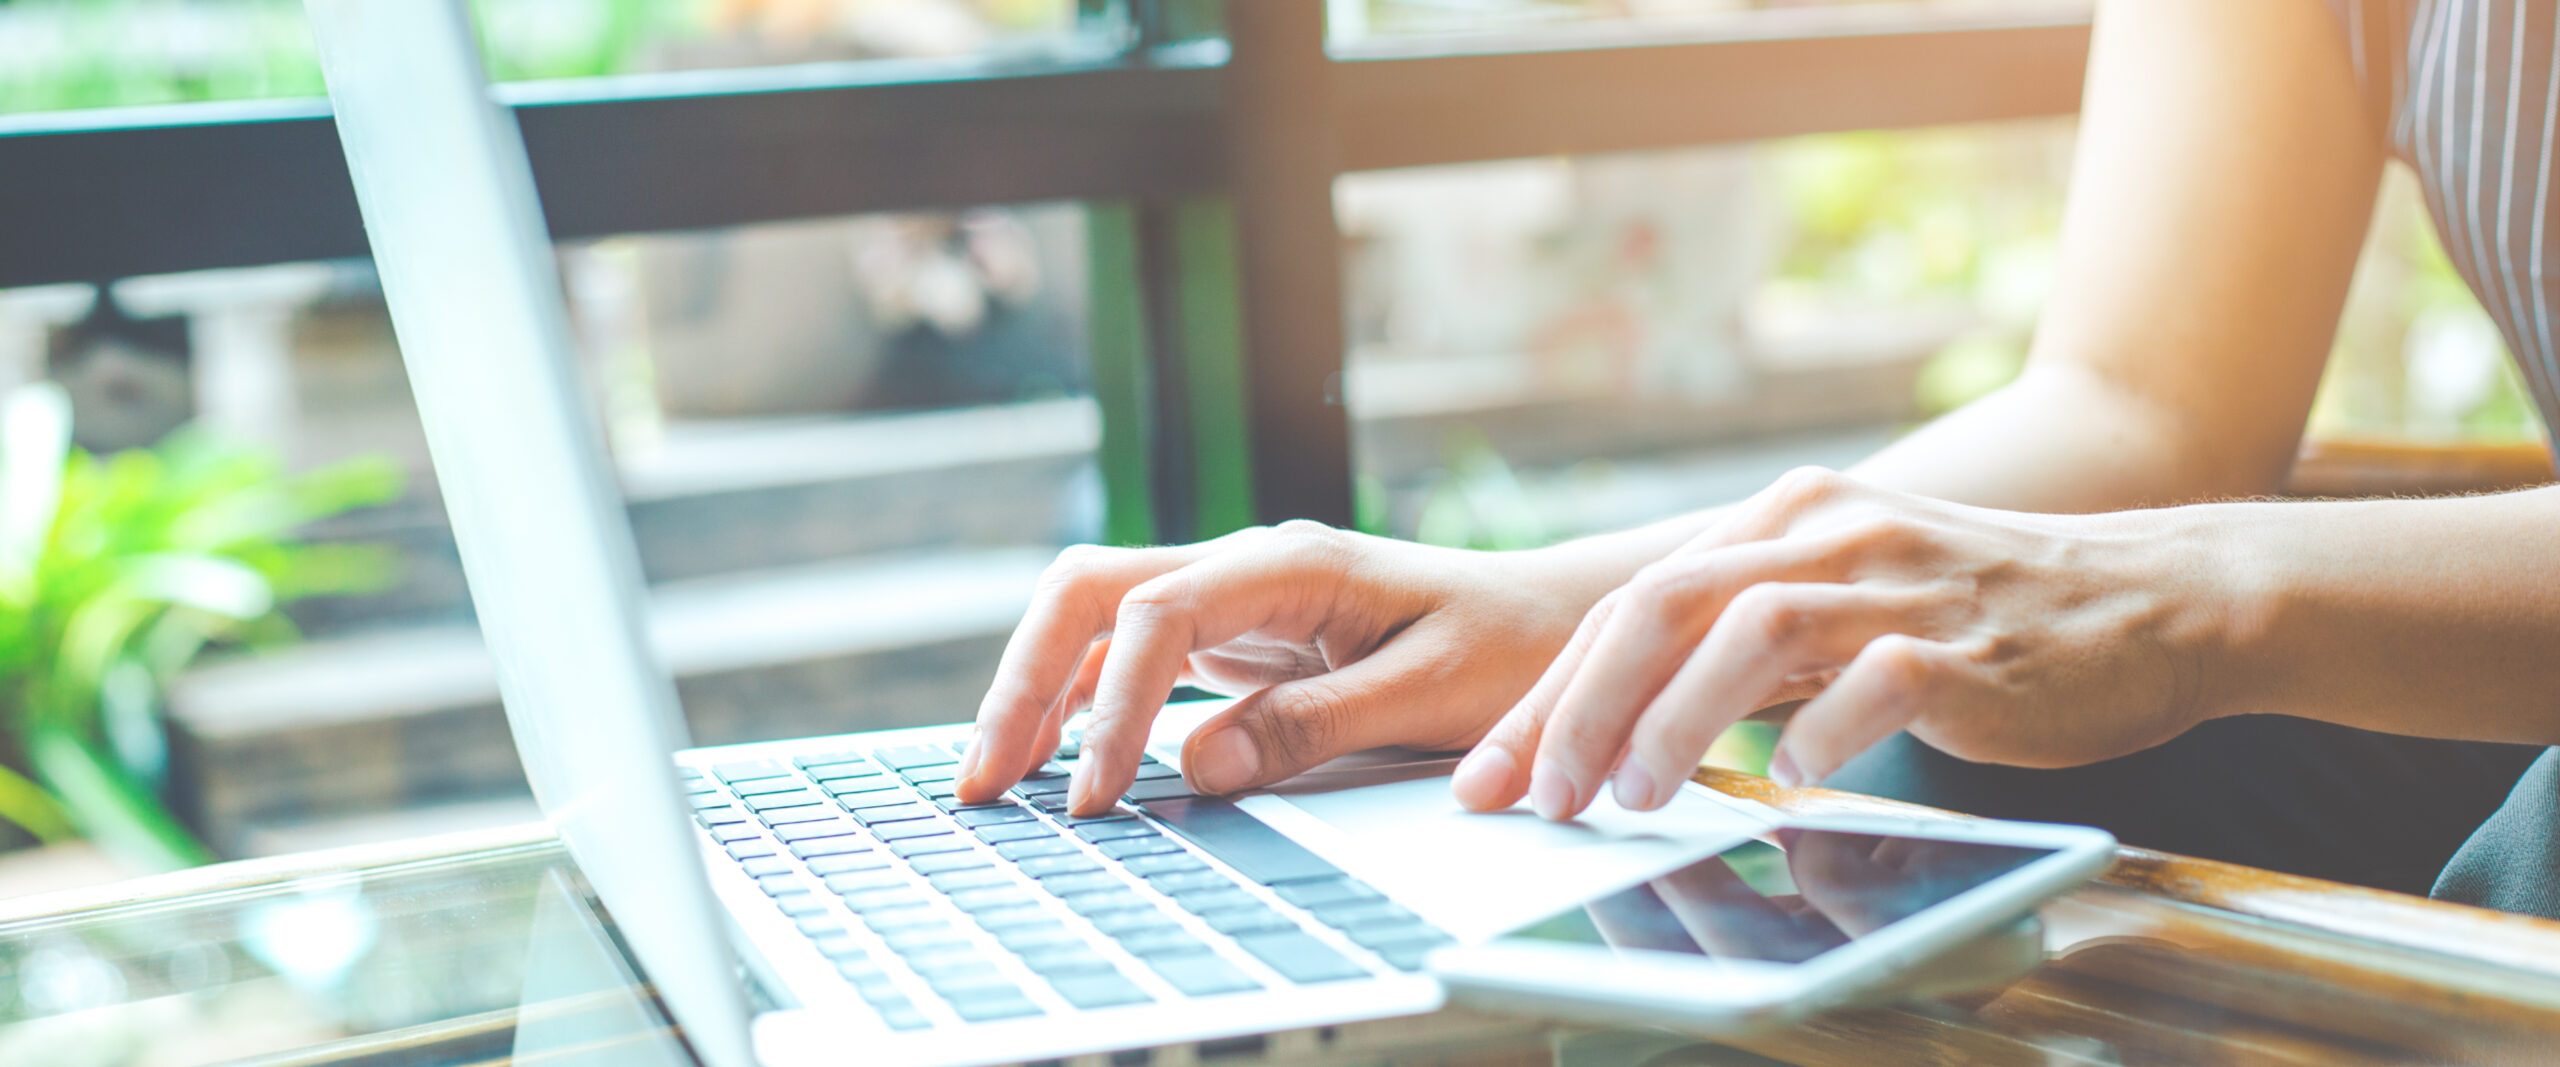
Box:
[2201,487,2560,743]
[1524,361,2248,599]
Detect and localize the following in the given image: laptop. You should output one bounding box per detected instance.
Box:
[302,3,1775,1064]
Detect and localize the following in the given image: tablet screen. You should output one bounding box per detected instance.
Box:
[1499,829,2056,965]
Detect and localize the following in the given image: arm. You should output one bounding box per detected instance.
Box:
[1489,0,2388,599]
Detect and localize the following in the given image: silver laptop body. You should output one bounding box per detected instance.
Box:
[303,3,1460,1063]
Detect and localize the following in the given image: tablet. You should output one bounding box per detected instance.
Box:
[1429,815,2116,1035]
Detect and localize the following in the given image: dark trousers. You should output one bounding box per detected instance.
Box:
[1824,716,2546,902]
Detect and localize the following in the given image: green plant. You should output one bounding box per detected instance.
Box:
[0,383,400,870]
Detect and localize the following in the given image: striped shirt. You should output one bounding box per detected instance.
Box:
[2332,0,2560,445]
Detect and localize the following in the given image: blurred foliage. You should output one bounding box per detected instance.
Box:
[0,0,1079,114]
[0,383,401,868]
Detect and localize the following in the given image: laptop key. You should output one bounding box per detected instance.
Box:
[707,823,761,844]
[1072,820,1158,844]
[873,820,955,842]
[907,850,992,875]
[885,931,975,959]
[714,759,789,782]
[992,921,1077,951]
[725,839,778,861]
[1145,954,1261,997]
[974,821,1057,845]
[732,776,812,797]
[1136,797,1345,886]
[863,909,950,933]
[797,753,871,773]
[971,904,1056,931]
[738,855,792,878]
[954,805,1037,828]
[1118,930,1210,958]
[1038,871,1125,896]
[904,764,962,785]
[771,892,828,918]
[696,806,748,827]
[877,1003,931,1031]
[846,892,939,919]
[775,819,862,844]
[760,804,842,827]
[824,870,907,895]
[852,803,939,827]
[795,915,844,937]
[1234,932,1369,984]
[926,868,1011,893]
[1203,906,1298,937]
[995,837,1080,862]
[1142,869,1231,895]
[944,989,1042,1023]
[1096,836,1183,861]
[825,776,900,797]
[791,836,869,860]
[811,933,867,959]
[1169,887,1260,914]
[1049,971,1153,1010]
[891,837,972,861]
[1060,889,1152,917]
[1272,878,1379,910]
[1131,760,1182,782]
[950,887,1041,914]
[742,789,825,811]
[807,851,892,876]
[687,792,729,810]
[1017,943,1116,976]
[876,744,958,771]
[1314,900,1421,931]
[1089,909,1177,938]
[1119,851,1206,877]
[1123,778,1200,804]
[912,956,1000,984]
[1017,854,1103,879]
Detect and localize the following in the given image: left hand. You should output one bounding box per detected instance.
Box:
[1449,467,2237,819]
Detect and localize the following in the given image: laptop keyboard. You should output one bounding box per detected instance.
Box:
[681,740,1453,1031]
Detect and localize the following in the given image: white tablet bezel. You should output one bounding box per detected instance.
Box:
[1428,814,2117,1034]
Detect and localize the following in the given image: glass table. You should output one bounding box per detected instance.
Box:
[10,771,2560,1066]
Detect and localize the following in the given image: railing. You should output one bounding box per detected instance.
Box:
[0,0,2096,539]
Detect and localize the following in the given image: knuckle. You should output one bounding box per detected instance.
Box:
[1272,518,1339,542]
[1040,543,1113,587]
[1622,563,1698,626]
[1728,585,1809,648]
[1255,683,1350,767]
[1113,576,1186,631]
[1767,466,1844,511]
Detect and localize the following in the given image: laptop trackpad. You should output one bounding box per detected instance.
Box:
[1242,757,1770,942]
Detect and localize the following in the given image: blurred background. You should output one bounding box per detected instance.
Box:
[0,0,2541,902]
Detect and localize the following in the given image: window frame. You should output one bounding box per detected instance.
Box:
[0,1,2092,538]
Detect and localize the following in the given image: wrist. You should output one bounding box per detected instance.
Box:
[2140,500,2292,726]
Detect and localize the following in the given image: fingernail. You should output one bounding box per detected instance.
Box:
[1612,762,1662,811]
[1189,729,1260,795]
[1530,759,1580,821]
[1067,758,1098,813]
[1769,746,1803,788]
[1450,746,1517,807]
[956,737,984,783]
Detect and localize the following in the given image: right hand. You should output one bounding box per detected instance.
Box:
[953,521,1596,814]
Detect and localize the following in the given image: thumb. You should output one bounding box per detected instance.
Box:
[1179,641,1447,795]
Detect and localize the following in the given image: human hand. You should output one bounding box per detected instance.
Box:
[955,522,1598,814]
[1450,467,2234,819]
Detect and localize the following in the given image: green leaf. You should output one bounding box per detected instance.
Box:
[0,762,76,844]
[27,726,212,871]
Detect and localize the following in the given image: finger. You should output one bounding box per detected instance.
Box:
[1612,583,1931,811]
[1769,633,1950,788]
[1529,540,1852,820]
[1181,625,1465,795]
[1451,592,1620,812]
[1708,466,1860,546]
[959,543,1216,802]
[1018,638,1108,776]
[1069,524,1356,814]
